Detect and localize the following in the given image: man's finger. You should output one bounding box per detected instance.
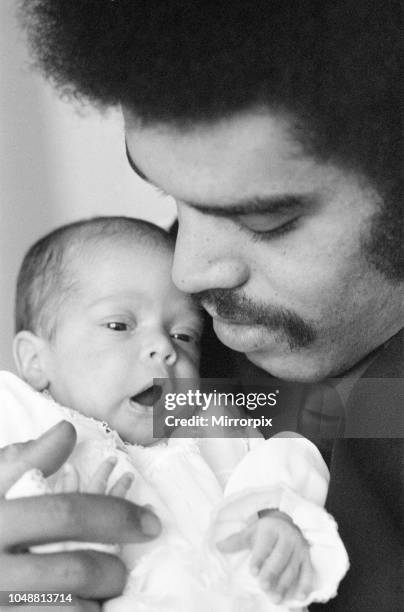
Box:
[68,599,102,612]
[71,599,102,612]
[0,599,101,612]
[0,421,76,494]
[0,493,161,550]
[0,550,125,598]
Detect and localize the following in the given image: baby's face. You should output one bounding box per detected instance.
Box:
[44,240,202,445]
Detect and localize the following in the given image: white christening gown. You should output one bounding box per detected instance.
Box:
[0,371,348,611]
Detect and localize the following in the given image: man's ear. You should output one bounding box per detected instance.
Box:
[13,331,52,391]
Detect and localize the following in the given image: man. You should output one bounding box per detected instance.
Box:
[9,1,403,609]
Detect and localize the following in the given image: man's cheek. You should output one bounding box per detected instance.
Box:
[257,268,331,319]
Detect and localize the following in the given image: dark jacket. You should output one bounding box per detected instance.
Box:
[200,322,403,612]
[312,329,403,611]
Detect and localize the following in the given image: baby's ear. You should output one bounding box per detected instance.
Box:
[13,331,51,391]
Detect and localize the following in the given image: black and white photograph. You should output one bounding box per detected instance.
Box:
[0,2,402,611]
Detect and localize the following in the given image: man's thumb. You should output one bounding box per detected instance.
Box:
[0,420,76,494]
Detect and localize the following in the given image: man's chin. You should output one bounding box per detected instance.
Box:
[246,348,331,383]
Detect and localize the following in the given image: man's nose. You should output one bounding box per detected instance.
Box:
[172,204,249,294]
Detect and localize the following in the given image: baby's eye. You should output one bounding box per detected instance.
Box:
[106,322,129,332]
[171,332,199,344]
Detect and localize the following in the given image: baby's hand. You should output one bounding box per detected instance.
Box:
[218,509,313,605]
[87,456,134,497]
[54,457,134,498]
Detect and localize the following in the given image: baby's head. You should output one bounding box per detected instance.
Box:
[14,216,202,445]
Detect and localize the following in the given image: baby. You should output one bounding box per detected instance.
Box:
[0,216,348,611]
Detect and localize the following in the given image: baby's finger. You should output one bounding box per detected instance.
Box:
[269,549,302,604]
[54,463,80,493]
[216,525,254,553]
[250,529,278,576]
[259,540,293,592]
[108,473,134,498]
[88,457,118,494]
[294,554,314,601]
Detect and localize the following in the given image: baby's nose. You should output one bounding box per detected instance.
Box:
[144,335,177,367]
[148,347,177,366]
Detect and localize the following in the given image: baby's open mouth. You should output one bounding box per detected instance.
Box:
[130,384,163,407]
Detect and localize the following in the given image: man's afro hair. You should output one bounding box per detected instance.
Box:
[20,0,402,259]
[20,0,400,126]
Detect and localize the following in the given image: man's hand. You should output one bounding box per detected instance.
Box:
[217,509,313,605]
[0,421,161,609]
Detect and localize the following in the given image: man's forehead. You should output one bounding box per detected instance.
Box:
[123,105,300,162]
[123,107,322,210]
[126,141,316,217]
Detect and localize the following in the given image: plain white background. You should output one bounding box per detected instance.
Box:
[0,0,176,370]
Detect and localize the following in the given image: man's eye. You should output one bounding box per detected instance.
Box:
[238,216,299,240]
[106,322,129,332]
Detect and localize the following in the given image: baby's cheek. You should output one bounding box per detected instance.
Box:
[179,356,200,379]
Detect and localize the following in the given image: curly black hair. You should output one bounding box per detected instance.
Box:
[19,0,403,279]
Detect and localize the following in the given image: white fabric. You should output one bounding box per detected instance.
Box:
[0,371,349,611]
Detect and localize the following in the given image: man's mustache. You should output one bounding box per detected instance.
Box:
[193,289,316,350]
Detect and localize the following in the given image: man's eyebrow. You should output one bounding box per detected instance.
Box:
[185,194,313,217]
